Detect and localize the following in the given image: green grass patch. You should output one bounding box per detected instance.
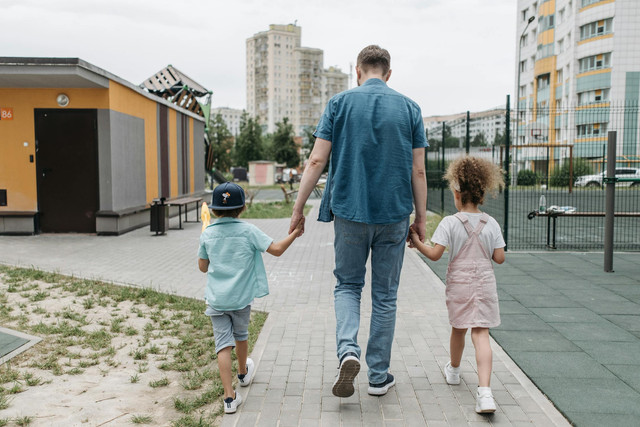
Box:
[241,201,311,219]
[0,264,269,425]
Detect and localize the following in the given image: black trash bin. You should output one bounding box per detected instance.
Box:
[150,197,168,235]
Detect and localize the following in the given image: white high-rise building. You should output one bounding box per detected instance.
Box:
[246,24,348,136]
[515,0,640,163]
[210,107,244,136]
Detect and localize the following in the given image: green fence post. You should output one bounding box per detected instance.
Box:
[504,95,510,251]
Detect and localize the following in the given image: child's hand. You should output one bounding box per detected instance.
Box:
[408,228,421,248]
[292,217,305,237]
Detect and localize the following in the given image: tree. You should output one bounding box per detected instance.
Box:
[233,112,264,168]
[270,118,300,168]
[471,132,488,147]
[207,113,234,173]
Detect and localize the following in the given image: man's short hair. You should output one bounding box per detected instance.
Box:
[357,45,391,75]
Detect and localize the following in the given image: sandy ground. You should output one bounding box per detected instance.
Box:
[0,273,223,427]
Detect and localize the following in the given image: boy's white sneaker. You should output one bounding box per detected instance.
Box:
[444,361,460,385]
[238,358,255,387]
[223,391,242,414]
[475,387,496,413]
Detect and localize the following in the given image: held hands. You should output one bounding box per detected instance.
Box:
[292,216,305,237]
[289,211,305,236]
[408,227,423,249]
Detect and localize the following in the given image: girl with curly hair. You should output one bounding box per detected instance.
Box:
[409,156,505,414]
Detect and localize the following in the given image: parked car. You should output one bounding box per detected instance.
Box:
[574,168,640,187]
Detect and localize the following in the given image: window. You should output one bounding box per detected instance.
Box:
[520,60,527,72]
[559,8,565,24]
[537,73,550,89]
[577,123,607,137]
[521,33,528,47]
[519,85,527,97]
[539,14,555,31]
[581,0,602,7]
[558,38,564,53]
[579,53,611,72]
[537,43,554,59]
[578,88,610,104]
[556,69,563,83]
[580,18,613,40]
[522,8,529,22]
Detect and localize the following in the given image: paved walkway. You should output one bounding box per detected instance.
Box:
[0,202,571,426]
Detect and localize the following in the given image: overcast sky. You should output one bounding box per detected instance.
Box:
[1,0,517,117]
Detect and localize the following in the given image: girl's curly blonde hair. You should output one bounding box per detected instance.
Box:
[444,156,505,206]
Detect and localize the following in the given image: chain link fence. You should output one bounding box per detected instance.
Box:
[426,102,640,251]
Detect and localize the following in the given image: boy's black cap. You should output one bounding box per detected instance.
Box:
[211,182,245,210]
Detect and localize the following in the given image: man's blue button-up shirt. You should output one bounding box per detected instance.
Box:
[314,78,428,224]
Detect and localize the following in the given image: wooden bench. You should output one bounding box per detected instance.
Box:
[280,185,298,203]
[528,210,640,249]
[166,196,203,229]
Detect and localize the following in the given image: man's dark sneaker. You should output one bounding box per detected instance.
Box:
[367,373,395,396]
[331,352,360,397]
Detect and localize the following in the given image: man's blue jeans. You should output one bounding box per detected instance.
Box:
[333,216,409,384]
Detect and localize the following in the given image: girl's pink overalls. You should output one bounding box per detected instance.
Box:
[445,213,501,329]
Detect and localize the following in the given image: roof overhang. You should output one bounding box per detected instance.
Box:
[0,58,109,88]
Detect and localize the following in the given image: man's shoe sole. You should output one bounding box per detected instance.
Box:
[332,358,360,397]
[367,377,396,396]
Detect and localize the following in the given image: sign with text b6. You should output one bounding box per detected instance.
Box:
[1,108,14,120]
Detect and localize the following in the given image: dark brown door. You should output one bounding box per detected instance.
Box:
[35,109,99,233]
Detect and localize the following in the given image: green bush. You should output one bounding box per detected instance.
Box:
[517,169,539,186]
[550,158,594,187]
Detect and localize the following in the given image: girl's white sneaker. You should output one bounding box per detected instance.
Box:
[444,361,460,385]
[475,387,496,413]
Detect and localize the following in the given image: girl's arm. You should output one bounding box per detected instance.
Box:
[409,228,446,261]
[492,248,505,264]
[198,258,209,272]
[266,219,304,257]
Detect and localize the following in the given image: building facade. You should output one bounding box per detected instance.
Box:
[211,107,244,136]
[515,0,640,165]
[0,58,205,235]
[424,108,508,145]
[246,24,348,135]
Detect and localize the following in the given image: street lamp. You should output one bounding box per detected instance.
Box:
[514,15,536,186]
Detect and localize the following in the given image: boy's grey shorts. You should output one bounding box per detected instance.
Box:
[205,305,251,353]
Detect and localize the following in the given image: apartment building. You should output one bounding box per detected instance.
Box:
[515,0,640,162]
[210,107,244,136]
[246,24,348,135]
[424,108,508,145]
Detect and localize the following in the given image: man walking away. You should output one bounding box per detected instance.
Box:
[289,45,428,397]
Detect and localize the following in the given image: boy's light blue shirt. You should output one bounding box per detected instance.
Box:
[314,78,428,224]
[198,217,273,311]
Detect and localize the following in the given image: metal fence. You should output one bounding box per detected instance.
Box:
[426,101,640,252]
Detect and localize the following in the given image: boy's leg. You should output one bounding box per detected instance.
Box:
[206,307,236,399]
[471,327,492,387]
[450,327,467,368]
[217,347,235,399]
[231,305,253,386]
[236,340,248,374]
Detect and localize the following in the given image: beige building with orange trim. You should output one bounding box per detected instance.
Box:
[515,0,640,168]
[0,58,205,235]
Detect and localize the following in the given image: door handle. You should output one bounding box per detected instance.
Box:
[42,168,52,177]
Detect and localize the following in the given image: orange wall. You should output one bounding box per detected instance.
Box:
[0,88,109,212]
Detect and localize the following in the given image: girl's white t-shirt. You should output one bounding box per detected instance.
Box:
[430,212,506,261]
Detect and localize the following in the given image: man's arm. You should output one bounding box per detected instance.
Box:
[410,147,427,242]
[289,138,332,235]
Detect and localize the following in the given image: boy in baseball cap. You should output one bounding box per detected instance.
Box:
[198,182,303,413]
